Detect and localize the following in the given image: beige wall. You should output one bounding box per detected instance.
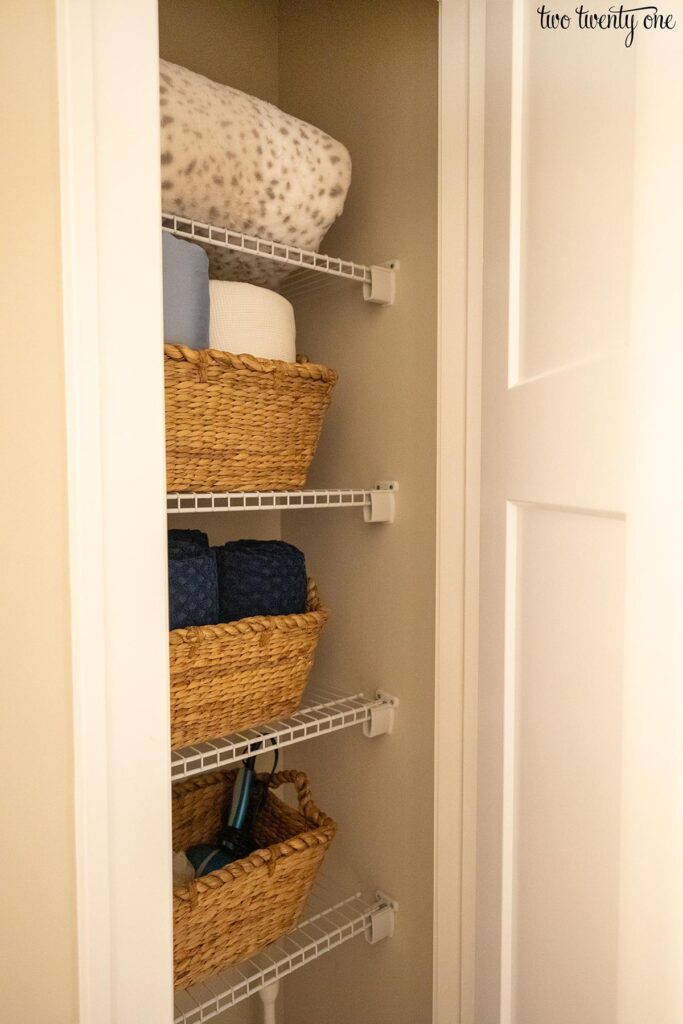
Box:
[0,3,78,1023]
[279,3,438,1023]
[159,0,279,103]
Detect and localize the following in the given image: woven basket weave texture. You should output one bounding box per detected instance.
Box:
[172,769,336,990]
[169,577,327,748]
[164,344,338,491]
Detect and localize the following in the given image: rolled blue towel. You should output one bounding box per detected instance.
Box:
[168,528,209,551]
[162,231,210,349]
[213,540,308,622]
[168,547,219,630]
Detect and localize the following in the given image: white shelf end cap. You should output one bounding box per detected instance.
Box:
[364,481,399,524]
[363,691,399,738]
[366,892,398,944]
[363,260,399,306]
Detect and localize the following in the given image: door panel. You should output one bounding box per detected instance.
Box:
[514,3,635,382]
[509,506,624,1024]
[475,2,633,1020]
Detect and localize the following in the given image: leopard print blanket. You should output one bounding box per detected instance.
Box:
[160,59,352,286]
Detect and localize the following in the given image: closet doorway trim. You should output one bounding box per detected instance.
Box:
[57,1,174,1021]
[435,1,485,1021]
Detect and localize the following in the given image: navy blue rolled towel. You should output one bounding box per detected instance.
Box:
[168,528,209,551]
[213,540,308,622]
[168,547,219,631]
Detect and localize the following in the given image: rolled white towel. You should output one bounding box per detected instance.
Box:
[209,281,296,363]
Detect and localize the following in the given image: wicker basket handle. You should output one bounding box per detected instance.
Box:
[268,769,328,828]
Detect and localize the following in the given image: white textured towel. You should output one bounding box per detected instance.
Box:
[172,850,195,888]
[209,281,296,363]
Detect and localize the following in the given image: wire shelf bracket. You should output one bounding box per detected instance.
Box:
[171,688,398,781]
[173,886,398,1023]
[166,481,398,524]
[162,212,397,305]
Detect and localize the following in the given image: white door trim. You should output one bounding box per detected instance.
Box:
[434,2,485,1021]
[57,2,174,1020]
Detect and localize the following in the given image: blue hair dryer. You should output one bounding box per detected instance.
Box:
[186,757,259,877]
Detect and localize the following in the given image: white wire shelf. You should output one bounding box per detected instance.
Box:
[166,482,398,524]
[173,878,397,1023]
[162,212,397,305]
[171,687,397,781]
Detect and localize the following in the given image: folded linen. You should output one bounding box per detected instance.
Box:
[162,232,209,348]
[213,540,307,622]
[172,850,195,888]
[208,281,296,362]
[168,546,219,631]
[159,59,352,287]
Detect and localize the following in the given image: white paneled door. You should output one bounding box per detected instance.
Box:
[473,2,683,1023]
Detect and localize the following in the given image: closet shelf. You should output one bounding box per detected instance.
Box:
[162,212,397,305]
[166,482,398,523]
[173,880,397,1022]
[171,687,398,781]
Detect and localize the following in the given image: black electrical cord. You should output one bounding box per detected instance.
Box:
[252,746,279,821]
[216,746,279,856]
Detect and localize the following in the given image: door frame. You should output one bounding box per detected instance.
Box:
[58,0,485,1020]
[435,1,485,1021]
[57,1,174,1020]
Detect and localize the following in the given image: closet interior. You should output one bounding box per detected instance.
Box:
[160,3,438,1022]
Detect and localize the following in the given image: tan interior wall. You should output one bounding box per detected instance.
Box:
[158,0,279,103]
[278,4,438,1023]
[0,3,78,1023]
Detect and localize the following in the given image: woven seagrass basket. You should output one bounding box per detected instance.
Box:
[164,344,338,492]
[169,578,328,749]
[173,769,336,990]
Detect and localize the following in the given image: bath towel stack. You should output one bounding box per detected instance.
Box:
[168,532,308,629]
